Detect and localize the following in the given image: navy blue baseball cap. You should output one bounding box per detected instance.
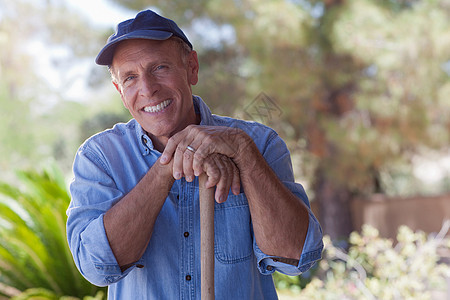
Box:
[95,10,193,66]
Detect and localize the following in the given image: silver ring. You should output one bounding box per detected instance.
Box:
[186,145,196,153]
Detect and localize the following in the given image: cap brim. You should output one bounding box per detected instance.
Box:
[95,30,173,65]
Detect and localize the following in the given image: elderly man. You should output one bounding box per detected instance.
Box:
[67,9,323,299]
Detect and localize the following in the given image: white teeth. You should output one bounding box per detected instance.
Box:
[144,100,172,113]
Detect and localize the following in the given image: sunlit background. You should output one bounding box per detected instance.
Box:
[0,0,449,299]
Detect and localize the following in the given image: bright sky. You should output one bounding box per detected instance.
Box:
[64,0,136,28]
[35,0,234,103]
[30,0,137,105]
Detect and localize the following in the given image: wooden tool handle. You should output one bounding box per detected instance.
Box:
[199,173,215,300]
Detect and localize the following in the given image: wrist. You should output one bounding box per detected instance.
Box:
[232,131,259,171]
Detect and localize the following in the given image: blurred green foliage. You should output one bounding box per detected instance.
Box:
[0,164,105,299]
[284,224,450,299]
[11,289,104,300]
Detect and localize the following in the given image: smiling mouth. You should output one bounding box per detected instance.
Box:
[143,100,172,113]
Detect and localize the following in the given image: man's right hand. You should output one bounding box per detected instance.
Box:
[198,153,240,203]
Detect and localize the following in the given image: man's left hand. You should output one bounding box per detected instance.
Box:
[160,125,250,177]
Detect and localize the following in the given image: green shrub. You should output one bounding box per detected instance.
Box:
[0,164,105,299]
[10,289,104,300]
[295,223,450,299]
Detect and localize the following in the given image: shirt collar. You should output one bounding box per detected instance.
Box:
[193,95,215,126]
[136,122,153,155]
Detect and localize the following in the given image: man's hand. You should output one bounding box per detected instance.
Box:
[159,125,247,202]
[201,153,240,203]
[160,125,250,174]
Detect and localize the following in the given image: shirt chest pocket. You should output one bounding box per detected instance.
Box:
[214,194,253,264]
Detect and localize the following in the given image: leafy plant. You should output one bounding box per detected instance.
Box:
[293,223,450,299]
[0,164,104,299]
[10,289,104,300]
[273,264,318,293]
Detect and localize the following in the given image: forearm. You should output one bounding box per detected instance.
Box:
[160,125,310,259]
[103,159,174,269]
[235,136,309,260]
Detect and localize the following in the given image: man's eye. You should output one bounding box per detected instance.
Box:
[124,75,136,83]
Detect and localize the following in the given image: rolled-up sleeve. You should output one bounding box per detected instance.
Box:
[66,145,133,286]
[252,130,324,276]
[255,210,323,276]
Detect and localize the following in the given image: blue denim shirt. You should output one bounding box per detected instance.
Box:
[66,96,323,299]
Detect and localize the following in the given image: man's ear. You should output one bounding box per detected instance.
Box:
[187,50,199,85]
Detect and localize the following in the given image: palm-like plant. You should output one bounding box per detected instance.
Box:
[0,164,104,299]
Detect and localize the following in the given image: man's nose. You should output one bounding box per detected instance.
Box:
[139,74,160,97]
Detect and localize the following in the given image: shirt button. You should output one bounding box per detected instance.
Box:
[267,265,274,271]
[184,232,189,237]
[185,274,191,281]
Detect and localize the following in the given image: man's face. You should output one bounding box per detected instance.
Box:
[111,38,199,148]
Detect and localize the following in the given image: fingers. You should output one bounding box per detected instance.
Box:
[192,141,213,177]
[230,160,241,195]
[203,154,240,203]
[161,125,242,171]
[160,134,180,164]
[159,125,243,198]
[170,131,213,180]
[168,126,198,180]
[166,145,241,202]
[160,125,196,165]
[183,145,195,182]
[206,155,230,202]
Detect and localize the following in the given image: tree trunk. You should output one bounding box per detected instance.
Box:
[314,167,354,240]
